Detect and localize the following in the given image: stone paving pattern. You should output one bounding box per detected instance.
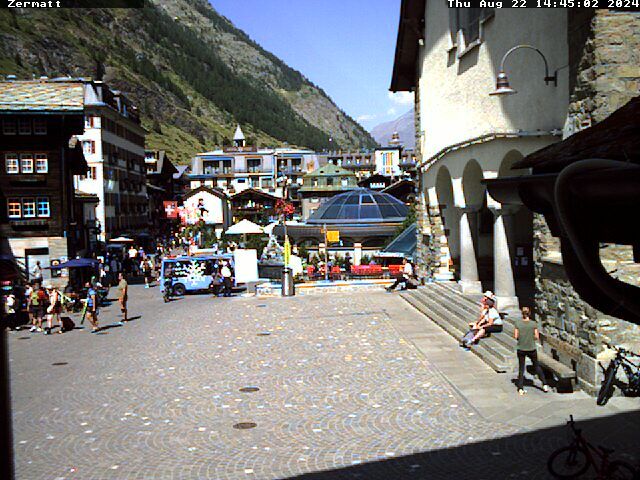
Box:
[8,287,640,479]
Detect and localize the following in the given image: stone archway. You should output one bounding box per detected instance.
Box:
[460,160,489,293]
[435,166,459,281]
[488,150,535,310]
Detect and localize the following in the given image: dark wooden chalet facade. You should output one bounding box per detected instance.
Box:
[0,80,88,282]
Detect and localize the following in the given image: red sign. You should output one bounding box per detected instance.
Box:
[163,201,178,218]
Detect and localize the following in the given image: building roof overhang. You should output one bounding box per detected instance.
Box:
[390,0,426,92]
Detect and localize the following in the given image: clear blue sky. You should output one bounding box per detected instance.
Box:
[209,0,413,131]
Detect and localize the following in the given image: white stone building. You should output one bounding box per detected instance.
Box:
[74,81,148,243]
[392,2,569,309]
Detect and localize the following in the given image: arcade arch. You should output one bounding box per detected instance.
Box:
[435,166,459,281]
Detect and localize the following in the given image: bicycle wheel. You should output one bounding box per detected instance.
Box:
[607,461,637,480]
[597,365,617,406]
[547,446,590,479]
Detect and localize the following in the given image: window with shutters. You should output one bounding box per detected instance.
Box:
[20,154,34,173]
[5,153,19,174]
[18,118,31,135]
[33,119,47,135]
[35,154,48,173]
[2,119,16,135]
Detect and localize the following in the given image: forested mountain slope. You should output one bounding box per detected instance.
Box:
[0,0,377,162]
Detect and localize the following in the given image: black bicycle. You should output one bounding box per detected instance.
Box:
[547,415,636,479]
[597,343,640,406]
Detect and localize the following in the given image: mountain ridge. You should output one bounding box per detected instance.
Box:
[371,109,415,149]
[0,0,377,162]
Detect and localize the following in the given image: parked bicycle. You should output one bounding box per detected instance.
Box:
[547,415,636,479]
[597,343,640,406]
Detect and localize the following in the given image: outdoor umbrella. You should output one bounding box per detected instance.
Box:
[49,258,100,269]
[225,219,264,245]
[109,236,134,243]
[225,219,264,235]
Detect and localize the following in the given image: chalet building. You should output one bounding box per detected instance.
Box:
[74,80,148,243]
[230,188,279,225]
[0,80,89,284]
[358,173,392,191]
[298,163,359,221]
[145,150,178,237]
[189,125,322,204]
[180,186,231,238]
[325,148,417,181]
[173,165,191,200]
[391,1,640,390]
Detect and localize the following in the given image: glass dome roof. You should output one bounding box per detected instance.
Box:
[307,188,408,224]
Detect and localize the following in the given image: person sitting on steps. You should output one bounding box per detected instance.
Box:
[464,297,503,347]
[386,258,413,292]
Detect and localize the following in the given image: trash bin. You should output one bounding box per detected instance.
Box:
[281,267,295,297]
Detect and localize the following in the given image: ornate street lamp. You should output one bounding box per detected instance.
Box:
[490,45,558,96]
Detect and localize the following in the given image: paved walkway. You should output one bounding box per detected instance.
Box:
[8,287,640,479]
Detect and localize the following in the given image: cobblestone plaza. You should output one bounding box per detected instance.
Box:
[8,287,640,479]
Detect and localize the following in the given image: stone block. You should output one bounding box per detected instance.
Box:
[616,65,640,78]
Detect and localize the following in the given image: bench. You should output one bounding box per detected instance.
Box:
[538,353,577,393]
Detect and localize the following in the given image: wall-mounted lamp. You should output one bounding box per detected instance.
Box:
[490,45,557,96]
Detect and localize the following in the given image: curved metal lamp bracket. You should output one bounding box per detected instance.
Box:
[500,44,557,86]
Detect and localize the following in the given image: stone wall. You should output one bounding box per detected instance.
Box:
[536,10,640,392]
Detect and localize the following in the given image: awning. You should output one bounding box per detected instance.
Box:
[49,258,99,269]
[379,223,417,258]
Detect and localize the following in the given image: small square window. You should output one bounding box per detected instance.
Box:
[35,154,48,173]
[7,199,21,218]
[2,119,16,135]
[20,154,34,173]
[18,118,31,135]
[33,119,47,135]
[36,198,50,217]
[22,198,36,218]
[5,154,19,174]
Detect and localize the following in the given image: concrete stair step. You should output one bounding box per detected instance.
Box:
[429,283,524,349]
[401,290,515,373]
[412,287,519,354]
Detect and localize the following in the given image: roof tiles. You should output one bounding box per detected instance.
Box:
[0,81,84,112]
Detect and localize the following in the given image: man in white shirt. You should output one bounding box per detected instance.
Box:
[220,261,233,297]
[385,258,414,292]
[31,261,43,284]
[466,298,503,347]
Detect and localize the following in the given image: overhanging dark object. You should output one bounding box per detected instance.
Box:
[390,0,426,92]
[484,97,640,324]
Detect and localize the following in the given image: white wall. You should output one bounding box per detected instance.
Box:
[418,4,569,160]
[182,191,226,225]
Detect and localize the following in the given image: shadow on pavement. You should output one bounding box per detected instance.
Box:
[286,411,640,480]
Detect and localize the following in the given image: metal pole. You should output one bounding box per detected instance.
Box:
[324,223,329,281]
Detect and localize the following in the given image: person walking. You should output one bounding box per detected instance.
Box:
[220,261,233,297]
[386,258,413,292]
[45,284,62,334]
[117,272,129,324]
[514,306,549,395]
[31,261,43,285]
[85,282,100,333]
[28,283,47,332]
[142,258,153,288]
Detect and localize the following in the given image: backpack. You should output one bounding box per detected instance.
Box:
[37,289,47,302]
